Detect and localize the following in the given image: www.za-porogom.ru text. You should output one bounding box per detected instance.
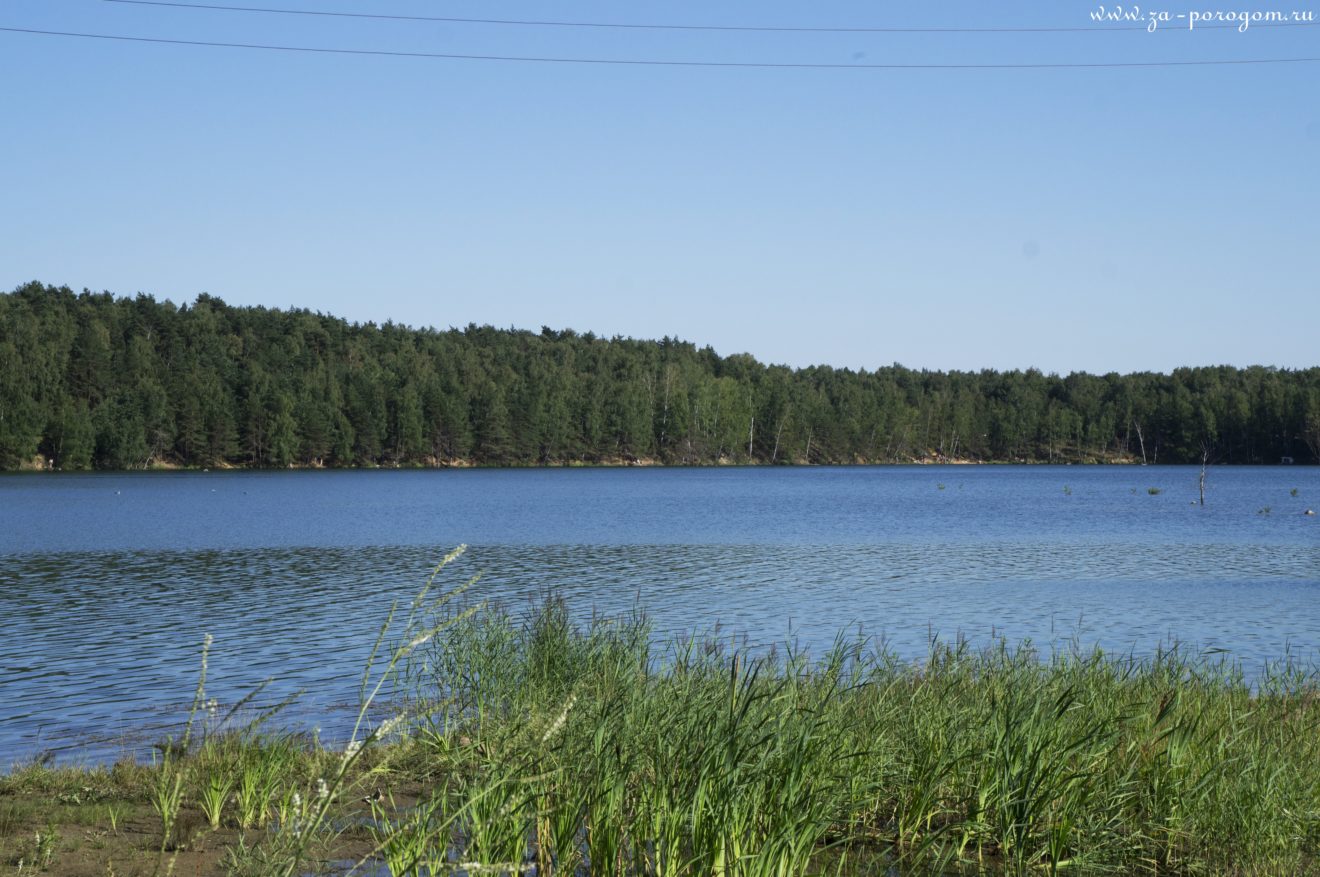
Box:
[1091,5,1314,31]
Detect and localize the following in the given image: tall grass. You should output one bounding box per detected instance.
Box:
[392,595,1320,876]
[8,556,1315,876]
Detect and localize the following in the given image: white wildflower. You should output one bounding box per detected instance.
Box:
[540,694,577,744]
[317,777,330,800]
[343,739,362,759]
[375,713,407,740]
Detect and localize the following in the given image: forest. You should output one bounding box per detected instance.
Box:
[1,281,1318,470]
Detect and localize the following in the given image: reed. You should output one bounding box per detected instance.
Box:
[397,595,1320,876]
[4,556,1318,876]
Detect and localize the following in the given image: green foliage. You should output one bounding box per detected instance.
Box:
[385,597,1320,875]
[148,749,187,851]
[104,803,125,834]
[1,800,32,836]
[397,596,1320,876]
[195,742,236,830]
[31,822,59,869]
[3,282,1320,471]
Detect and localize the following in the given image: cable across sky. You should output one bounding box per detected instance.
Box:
[96,0,1320,34]
[4,0,1317,376]
[4,25,1320,68]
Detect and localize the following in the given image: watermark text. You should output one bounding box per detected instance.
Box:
[1091,5,1315,31]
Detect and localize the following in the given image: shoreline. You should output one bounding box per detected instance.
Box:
[17,453,1240,474]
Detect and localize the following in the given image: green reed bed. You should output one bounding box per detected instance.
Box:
[2,556,1318,876]
[400,595,1320,876]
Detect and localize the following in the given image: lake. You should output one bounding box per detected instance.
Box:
[1,465,1317,765]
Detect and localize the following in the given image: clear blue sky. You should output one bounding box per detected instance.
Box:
[2,1,1317,374]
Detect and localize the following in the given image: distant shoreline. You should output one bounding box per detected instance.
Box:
[17,453,1311,474]
[5,284,1318,472]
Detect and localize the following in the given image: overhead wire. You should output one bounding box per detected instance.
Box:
[6,2,1318,69]
[95,0,1319,34]
[4,26,1319,67]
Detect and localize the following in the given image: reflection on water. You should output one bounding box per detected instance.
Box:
[1,466,1317,764]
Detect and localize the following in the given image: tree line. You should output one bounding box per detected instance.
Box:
[1,281,1317,470]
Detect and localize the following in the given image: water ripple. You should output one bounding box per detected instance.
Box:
[2,466,1317,765]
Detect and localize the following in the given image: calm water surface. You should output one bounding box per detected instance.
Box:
[2,466,1317,764]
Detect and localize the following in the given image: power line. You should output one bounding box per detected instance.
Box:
[99,0,1319,34]
[4,26,1319,68]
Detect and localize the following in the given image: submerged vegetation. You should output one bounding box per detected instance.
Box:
[4,281,1320,470]
[3,557,1319,875]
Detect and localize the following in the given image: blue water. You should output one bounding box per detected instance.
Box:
[1,466,1317,765]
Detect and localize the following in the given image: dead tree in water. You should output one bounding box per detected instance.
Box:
[1198,441,1213,506]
